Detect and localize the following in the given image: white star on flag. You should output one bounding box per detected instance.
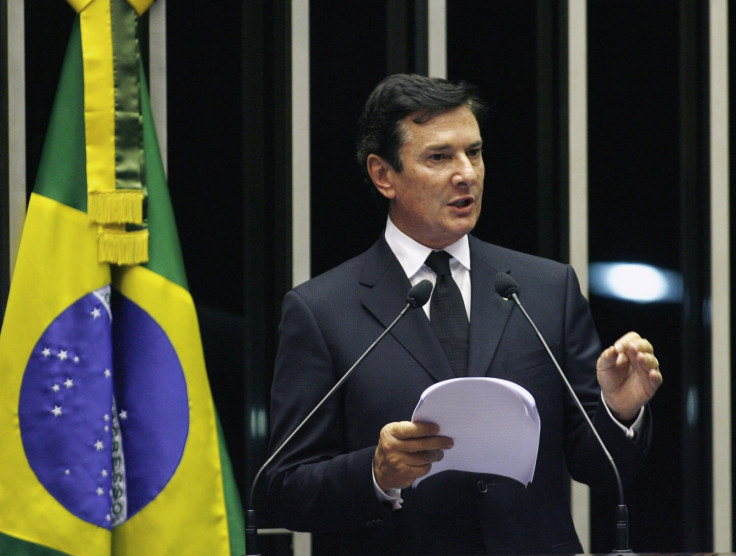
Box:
[51,406,62,417]
[57,350,68,361]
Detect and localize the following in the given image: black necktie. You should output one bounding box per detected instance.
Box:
[425,250,468,376]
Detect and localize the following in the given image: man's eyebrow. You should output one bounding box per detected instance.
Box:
[423,143,452,152]
[424,140,484,152]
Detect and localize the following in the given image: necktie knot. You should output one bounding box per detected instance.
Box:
[425,250,452,276]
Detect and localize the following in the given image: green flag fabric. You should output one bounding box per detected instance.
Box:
[0,17,245,555]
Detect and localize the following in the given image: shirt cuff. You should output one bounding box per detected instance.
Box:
[601,392,645,439]
[372,466,403,510]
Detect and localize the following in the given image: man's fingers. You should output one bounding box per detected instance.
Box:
[388,420,439,439]
[375,421,453,491]
[380,423,453,454]
[616,331,642,347]
[402,448,446,468]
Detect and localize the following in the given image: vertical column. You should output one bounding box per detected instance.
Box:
[246,0,291,540]
[709,0,731,551]
[289,4,312,549]
[0,3,7,315]
[535,1,568,263]
[567,0,590,552]
[427,0,446,78]
[292,0,310,286]
[679,2,713,548]
[6,0,25,281]
[149,0,167,174]
[386,1,428,76]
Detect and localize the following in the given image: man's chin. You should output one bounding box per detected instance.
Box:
[451,216,479,237]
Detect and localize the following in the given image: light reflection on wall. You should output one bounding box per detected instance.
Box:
[249,407,268,439]
[589,262,683,303]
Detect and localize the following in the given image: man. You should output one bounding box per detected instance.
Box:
[266,74,662,554]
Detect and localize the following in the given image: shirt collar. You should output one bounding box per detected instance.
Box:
[384,217,471,278]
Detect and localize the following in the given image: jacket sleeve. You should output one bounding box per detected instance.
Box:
[559,264,651,494]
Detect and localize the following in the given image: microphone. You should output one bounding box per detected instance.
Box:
[245,280,433,555]
[493,272,633,554]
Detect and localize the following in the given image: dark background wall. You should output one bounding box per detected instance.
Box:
[14,0,736,553]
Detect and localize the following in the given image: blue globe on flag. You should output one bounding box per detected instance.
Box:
[19,285,189,529]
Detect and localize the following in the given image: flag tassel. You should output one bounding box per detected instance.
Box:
[88,190,144,225]
[98,227,149,265]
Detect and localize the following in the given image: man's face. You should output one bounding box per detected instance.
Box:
[378,105,484,249]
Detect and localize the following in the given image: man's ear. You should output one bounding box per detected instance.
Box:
[366,154,396,200]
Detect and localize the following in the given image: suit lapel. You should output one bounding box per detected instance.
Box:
[467,236,515,378]
[359,238,454,384]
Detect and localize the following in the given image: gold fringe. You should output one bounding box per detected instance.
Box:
[98,227,149,265]
[88,190,144,224]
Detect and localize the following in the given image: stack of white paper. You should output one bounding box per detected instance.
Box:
[411,377,540,487]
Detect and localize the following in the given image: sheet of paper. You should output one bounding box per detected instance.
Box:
[411,377,540,487]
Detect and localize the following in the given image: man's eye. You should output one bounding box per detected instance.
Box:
[468,148,483,158]
[429,154,445,161]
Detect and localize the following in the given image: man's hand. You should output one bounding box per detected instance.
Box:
[597,331,663,421]
[373,421,454,492]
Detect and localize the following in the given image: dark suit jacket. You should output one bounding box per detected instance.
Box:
[266,235,651,555]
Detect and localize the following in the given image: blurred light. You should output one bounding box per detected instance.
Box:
[589,262,683,303]
[249,407,268,439]
[686,386,699,427]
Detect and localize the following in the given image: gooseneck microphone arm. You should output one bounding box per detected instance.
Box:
[245,280,433,556]
[493,272,632,554]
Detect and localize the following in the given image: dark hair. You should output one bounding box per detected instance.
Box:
[356,74,487,212]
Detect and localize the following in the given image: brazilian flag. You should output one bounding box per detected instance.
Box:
[0,9,244,556]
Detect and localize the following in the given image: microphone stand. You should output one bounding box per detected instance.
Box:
[246,281,433,555]
[498,275,633,553]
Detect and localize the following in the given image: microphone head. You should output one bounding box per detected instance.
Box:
[494,272,519,299]
[407,280,433,308]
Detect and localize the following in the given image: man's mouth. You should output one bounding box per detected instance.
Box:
[450,198,472,208]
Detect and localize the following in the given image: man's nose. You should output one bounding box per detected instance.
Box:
[452,155,478,186]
